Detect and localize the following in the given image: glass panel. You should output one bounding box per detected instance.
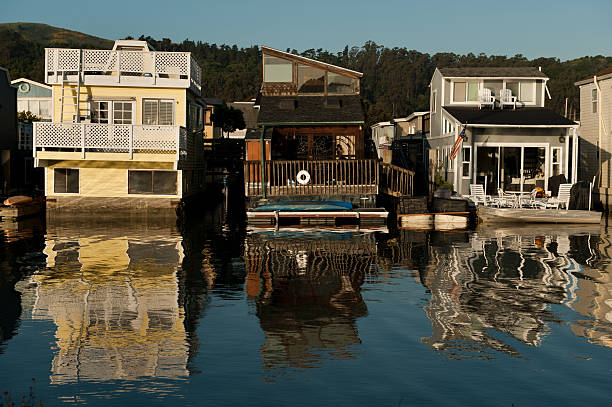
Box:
[520,82,534,102]
[483,80,503,98]
[328,72,355,94]
[159,100,174,125]
[153,171,178,195]
[500,147,521,191]
[453,82,466,102]
[39,100,51,117]
[506,82,519,99]
[475,147,498,194]
[143,100,158,124]
[17,100,28,112]
[467,82,479,101]
[92,102,109,124]
[29,101,40,116]
[128,171,153,194]
[264,55,292,82]
[66,169,79,193]
[523,147,546,191]
[54,169,78,193]
[53,168,66,193]
[297,64,325,94]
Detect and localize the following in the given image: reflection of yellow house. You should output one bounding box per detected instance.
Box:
[27,224,188,383]
[33,40,206,211]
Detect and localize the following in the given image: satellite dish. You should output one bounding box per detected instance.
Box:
[18,82,30,93]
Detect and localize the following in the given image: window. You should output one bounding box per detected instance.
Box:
[205,108,212,125]
[327,72,355,94]
[431,90,437,114]
[112,102,133,124]
[92,101,133,124]
[263,55,292,82]
[443,118,454,134]
[17,100,52,117]
[452,81,479,102]
[462,146,471,178]
[551,147,562,176]
[143,99,174,125]
[128,170,177,195]
[592,88,598,114]
[54,168,79,193]
[506,81,535,103]
[91,101,110,123]
[297,64,325,93]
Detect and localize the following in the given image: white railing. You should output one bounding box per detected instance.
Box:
[33,122,189,161]
[45,48,202,91]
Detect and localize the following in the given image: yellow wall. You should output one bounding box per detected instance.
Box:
[52,85,188,126]
[45,166,183,198]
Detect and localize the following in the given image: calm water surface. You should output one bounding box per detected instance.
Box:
[1,204,611,406]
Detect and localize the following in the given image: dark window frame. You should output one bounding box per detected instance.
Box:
[53,168,79,193]
[128,170,178,195]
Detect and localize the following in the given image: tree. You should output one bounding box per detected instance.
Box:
[211,104,246,137]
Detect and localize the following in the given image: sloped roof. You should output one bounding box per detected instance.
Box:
[439,67,548,78]
[444,106,576,126]
[257,95,364,125]
[575,67,612,86]
[229,101,259,129]
[261,46,363,78]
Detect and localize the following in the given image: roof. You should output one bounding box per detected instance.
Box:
[257,95,364,125]
[438,67,548,79]
[202,97,225,106]
[10,78,51,90]
[261,46,363,78]
[444,106,576,127]
[575,67,612,86]
[112,40,154,51]
[371,121,393,129]
[0,67,11,84]
[394,111,429,122]
[229,101,259,129]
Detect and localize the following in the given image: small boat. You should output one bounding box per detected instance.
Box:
[399,212,470,230]
[252,201,352,212]
[3,195,33,207]
[478,207,601,224]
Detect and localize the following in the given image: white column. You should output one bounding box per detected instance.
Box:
[564,131,570,179]
[453,126,459,193]
[572,127,579,184]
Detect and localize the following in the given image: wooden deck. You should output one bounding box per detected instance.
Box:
[478,207,602,224]
[247,208,388,226]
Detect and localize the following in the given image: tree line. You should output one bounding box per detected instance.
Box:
[2,28,611,129]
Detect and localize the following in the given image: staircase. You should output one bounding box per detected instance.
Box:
[59,53,82,123]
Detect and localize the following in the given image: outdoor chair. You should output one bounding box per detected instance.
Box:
[469,184,491,206]
[478,88,495,109]
[499,88,517,110]
[496,188,517,208]
[521,189,546,209]
[544,183,573,209]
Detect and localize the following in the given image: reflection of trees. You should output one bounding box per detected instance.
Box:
[418,233,579,358]
[21,221,189,383]
[244,231,374,375]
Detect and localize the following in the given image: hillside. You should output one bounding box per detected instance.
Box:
[1,23,611,127]
[0,22,113,48]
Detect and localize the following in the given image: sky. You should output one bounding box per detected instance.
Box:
[3,0,612,60]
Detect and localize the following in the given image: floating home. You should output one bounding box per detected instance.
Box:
[33,40,206,211]
[244,47,413,218]
[428,67,578,195]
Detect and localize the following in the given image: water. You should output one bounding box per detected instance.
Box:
[1,204,611,406]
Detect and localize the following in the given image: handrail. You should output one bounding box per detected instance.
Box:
[244,159,413,197]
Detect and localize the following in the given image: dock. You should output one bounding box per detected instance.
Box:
[478,207,602,224]
[247,208,388,226]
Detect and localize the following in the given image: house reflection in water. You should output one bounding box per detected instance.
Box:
[418,228,595,358]
[243,230,376,374]
[24,221,190,383]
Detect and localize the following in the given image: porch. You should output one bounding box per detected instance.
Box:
[244,159,413,198]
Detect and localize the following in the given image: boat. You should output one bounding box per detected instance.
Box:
[478,207,602,224]
[398,212,470,230]
[252,201,353,212]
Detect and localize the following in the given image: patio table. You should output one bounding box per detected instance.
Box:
[504,191,532,208]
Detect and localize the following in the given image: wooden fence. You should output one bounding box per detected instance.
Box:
[244,159,413,197]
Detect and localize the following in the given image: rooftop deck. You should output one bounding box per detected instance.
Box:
[45,48,202,94]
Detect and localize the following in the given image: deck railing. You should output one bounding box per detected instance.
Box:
[33,122,189,162]
[45,48,202,91]
[244,159,413,198]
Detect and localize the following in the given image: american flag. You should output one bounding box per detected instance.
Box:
[450,127,466,160]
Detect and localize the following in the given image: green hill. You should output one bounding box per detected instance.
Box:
[0,22,113,48]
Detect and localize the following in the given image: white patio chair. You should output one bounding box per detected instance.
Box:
[469,184,491,206]
[544,183,573,209]
[521,189,546,209]
[499,88,517,110]
[497,188,517,208]
[478,88,495,109]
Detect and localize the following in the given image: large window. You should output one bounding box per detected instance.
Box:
[91,101,110,123]
[54,168,79,193]
[143,99,174,125]
[263,55,292,82]
[128,170,177,195]
[452,81,479,102]
[17,100,51,118]
[506,81,535,103]
[327,72,355,94]
[297,64,325,93]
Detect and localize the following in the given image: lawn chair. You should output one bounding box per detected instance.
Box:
[497,188,517,208]
[499,88,517,110]
[469,184,491,206]
[478,88,495,109]
[544,183,572,209]
[521,189,546,209]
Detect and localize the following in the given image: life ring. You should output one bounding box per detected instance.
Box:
[296,170,311,185]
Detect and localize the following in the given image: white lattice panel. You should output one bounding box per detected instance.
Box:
[46,49,57,72]
[85,124,130,149]
[35,123,82,148]
[82,50,117,71]
[119,51,146,73]
[156,52,189,75]
[190,56,202,88]
[57,49,80,71]
[132,126,177,151]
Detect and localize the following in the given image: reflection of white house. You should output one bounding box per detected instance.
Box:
[11,78,52,121]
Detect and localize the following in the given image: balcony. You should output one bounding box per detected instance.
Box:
[33,122,199,167]
[45,48,202,94]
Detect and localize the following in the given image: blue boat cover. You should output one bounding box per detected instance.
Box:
[252,201,353,212]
